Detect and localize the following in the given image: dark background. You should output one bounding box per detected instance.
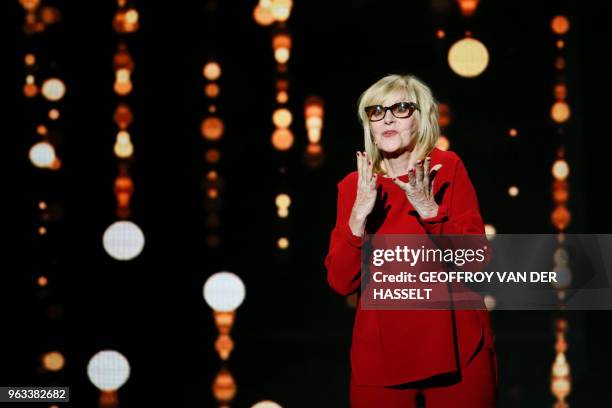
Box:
[6,0,612,406]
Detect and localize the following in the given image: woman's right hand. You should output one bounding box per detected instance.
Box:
[349,151,377,237]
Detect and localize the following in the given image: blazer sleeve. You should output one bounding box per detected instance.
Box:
[324,177,364,296]
[417,154,485,235]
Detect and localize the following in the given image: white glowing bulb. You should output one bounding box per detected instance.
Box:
[552,159,569,180]
[29,141,56,168]
[114,130,134,158]
[275,193,291,208]
[274,48,290,64]
[203,271,245,312]
[306,116,323,143]
[87,350,130,391]
[484,224,496,240]
[116,68,131,83]
[41,78,66,101]
[103,221,145,260]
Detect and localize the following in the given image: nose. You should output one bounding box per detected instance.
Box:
[383,108,395,124]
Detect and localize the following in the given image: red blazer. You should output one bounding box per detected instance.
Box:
[325,147,497,386]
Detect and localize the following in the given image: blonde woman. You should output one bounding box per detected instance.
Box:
[325,74,498,407]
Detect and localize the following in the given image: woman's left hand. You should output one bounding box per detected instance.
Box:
[391,157,443,219]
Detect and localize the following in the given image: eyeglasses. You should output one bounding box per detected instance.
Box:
[364,101,419,122]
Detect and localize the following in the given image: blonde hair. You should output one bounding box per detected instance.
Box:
[357,74,440,175]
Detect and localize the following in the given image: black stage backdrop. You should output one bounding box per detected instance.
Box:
[5,0,612,406]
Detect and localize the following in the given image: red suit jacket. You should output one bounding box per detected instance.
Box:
[325,147,497,386]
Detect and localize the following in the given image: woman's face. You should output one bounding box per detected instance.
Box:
[369,93,419,154]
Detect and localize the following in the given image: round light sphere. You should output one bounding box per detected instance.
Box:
[87,350,130,391]
[29,141,56,168]
[102,221,145,261]
[203,62,221,81]
[448,37,489,78]
[41,78,66,101]
[203,271,245,312]
[552,159,570,181]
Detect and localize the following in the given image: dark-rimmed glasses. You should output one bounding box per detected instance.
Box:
[364,101,419,122]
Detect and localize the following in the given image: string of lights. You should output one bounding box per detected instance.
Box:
[20,0,67,390]
[549,13,572,408]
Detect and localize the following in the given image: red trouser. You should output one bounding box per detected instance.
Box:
[350,343,498,407]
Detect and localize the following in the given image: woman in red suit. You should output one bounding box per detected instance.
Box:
[325,74,498,407]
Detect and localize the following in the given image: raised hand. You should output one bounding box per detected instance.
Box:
[349,151,378,236]
[391,157,442,219]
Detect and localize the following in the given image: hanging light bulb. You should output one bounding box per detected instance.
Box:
[272,33,292,64]
[551,15,570,35]
[552,159,569,180]
[87,350,130,391]
[24,53,36,66]
[114,174,134,209]
[253,3,274,26]
[114,130,134,158]
[212,368,237,404]
[277,237,289,249]
[201,116,225,140]
[269,0,293,22]
[203,272,245,312]
[114,47,134,71]
[484,224,496,240]
[456,0,480,17]
[304,96,324,144]
[102,221,145,260]
[29,141,57,168]
[41,78,66,101]
[272,108,292,128]
[114,68,132,95]
[551,101,570,123]
[271,128,294,151]
[205,83,220,98]
[448,37,489,78]
[551,206,571,231]
[215,334,234,360]
[42,351,65,371]
[275,193,291,218]
[203,61,222,81]
[114,104,133,129]
[23,74,39,98]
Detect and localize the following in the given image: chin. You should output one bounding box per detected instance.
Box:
[379,139,402,153]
